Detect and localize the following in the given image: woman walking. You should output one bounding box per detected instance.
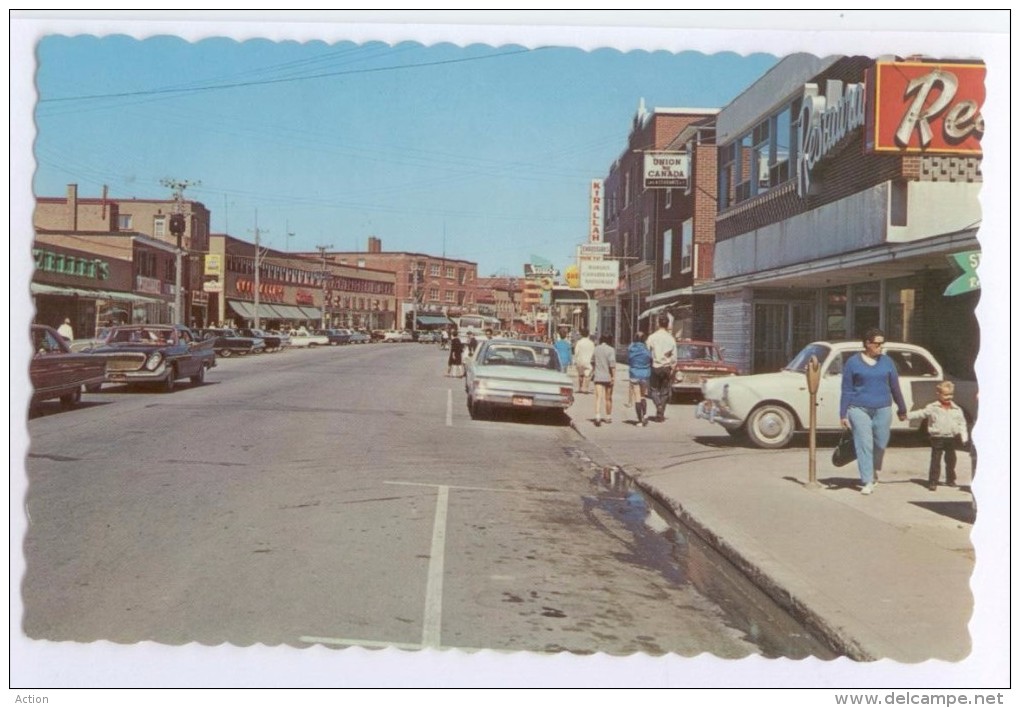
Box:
[627,332,652,426]
[446,328,464,377]
[840,328,908,495]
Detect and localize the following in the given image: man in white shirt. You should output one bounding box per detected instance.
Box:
[645,314,677,422]
[57,317,74,341]
[572,329,596,394]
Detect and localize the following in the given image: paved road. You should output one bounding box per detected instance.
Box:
[20,344,831,658]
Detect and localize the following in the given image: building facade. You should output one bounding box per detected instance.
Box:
[701,54,983,376]
[601,103,720,346]
[311,237,479,330]
[35,184,212,326]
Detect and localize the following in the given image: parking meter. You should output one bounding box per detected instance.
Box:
[806,355,821,488]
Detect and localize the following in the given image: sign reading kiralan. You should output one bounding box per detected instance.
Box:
[589,179,604,243]
[580,259,619,290]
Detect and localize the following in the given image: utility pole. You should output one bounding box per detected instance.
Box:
[250,210,269,330]
[161,178,201,325]
[316,244,333,328]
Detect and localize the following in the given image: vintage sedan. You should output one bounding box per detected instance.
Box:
[30,324,108,409]
[238,328,283,352]
[83,324,216,392]
[672,339,739,397]
[347,330,370,344]
[314,328,351,345]
[198,328,266,357]
[695,340,978,449]
[464,338,574,420]
[288,329,330,347]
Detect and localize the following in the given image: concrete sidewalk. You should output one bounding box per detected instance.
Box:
[566,366,976,662]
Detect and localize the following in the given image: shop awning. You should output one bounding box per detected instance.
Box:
[31,282,166,304]
[417,314,452,327]
[297,307,322,320]
[638,301,681,319]
[228,300,256,319]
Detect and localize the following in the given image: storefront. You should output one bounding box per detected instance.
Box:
[701,54,983,377]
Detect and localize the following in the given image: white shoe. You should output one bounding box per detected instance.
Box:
[860,483,875,495]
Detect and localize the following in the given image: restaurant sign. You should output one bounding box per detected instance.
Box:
[867,61,984,155]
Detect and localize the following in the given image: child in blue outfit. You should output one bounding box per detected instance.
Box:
[907,381,970,491]
[627,332,652,426]
[839,329,907,495]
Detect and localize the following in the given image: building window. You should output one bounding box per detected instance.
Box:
[642,215,653,263]
[681,219,693,273]
[430,263,441,277]
[890,179,909,226]
[662,228,672,278]
[624,171,631,209]
[444,290,456,303]
[665,188,672,209]
[445,265,454,278]
[153,216,166,239]
[118,214,133,230]
[429,287,439,301]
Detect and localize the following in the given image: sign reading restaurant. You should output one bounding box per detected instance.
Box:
[866,61,984,155]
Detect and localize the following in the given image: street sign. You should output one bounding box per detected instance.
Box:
[578,243,611,260]
[580,260,619,290]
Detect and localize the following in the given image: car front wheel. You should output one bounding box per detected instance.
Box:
[190,365,205,385]
[59,386,82,409]
[163,367,177,393]
[745,404,796,449]
[218,349,232,357]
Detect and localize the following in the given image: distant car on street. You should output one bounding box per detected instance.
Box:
[288,329,330,347]
[464,338,574,421]
[238,328,284,352]
[696,340,978,449]
[198,328,266,357]
[315,328,351,345]
[382,330,413,343]
[416,330,442,343]
[347,330,370,344]
[672,339,739,398]
[30,324,108,409]
[83,324,216,392]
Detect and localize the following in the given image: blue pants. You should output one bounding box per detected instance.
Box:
[847,405,892,485]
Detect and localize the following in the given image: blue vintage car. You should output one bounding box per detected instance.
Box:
[84,324,217,392]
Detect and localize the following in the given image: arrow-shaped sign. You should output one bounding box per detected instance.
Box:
[943,251,981,296]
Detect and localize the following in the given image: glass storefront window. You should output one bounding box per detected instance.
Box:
[825,287,847,341]
[885,276,919,343]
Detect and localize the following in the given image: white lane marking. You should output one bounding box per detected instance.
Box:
[446,388,453,426]
[422,485,449,648]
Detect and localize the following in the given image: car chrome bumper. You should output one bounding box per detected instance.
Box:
[474,391,573,410]
[695,400,742,427]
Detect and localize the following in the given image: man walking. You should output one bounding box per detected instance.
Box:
[554,331,573,373]
[591,334,616,426]
[573,329,595,393]
[645,314,676,422]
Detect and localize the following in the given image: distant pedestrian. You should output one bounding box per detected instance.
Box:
[627,332,652,426]
[57,317,74,341]
[440,329,449,350]
[573,329,595,393]
[591,334,616,427]
[646,314,677,422]
[467,333,479,358]
[840,328,907,495]
[907,381,970,491]
[554,331,572,373]
[447,328,464,377]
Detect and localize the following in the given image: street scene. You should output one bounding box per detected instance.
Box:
[12,12,1009,693]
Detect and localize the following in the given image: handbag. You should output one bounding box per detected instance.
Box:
[832,430,858,467]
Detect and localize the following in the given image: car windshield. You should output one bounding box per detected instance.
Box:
[109,328,175,344]
[784,343,831,373]
[481,343,559,370]
[677,343,720,361]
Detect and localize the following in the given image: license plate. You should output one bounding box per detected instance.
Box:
[109,374,126,381]
[512,396,533,407]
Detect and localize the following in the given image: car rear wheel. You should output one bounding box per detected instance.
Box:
[59,386,82,409]
[468,397,486,420]
[746,404,796,449]
[218,349,232,357]
[190,365,205,385]
[84,383,103,393]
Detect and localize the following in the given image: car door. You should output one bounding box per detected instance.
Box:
[883,347,941,431]
[817,350,851,430]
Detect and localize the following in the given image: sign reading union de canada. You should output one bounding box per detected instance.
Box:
[867,61,985,155]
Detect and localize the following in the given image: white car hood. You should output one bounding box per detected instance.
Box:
[703,369,804,399]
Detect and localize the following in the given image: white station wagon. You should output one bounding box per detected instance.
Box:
[696,341,977,449]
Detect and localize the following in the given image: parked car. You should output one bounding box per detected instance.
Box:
[464,338,574,420]
[238,328,284,352]
[382,330,414,343]
[68,326,113,352]
[370,329,388,342]
[198,328,266,357]
[315,328,351,345]
[267,330,292,349]
[695,340,978,449]
[30,324,108,409]
[416,330,442,343]
[347,330,370,344]
[288,329,330,347]
[672,339,739,397]
[82,324,216,392]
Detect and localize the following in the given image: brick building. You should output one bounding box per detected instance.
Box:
[701,54,983,375]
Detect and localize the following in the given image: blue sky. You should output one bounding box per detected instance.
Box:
[33,35,777,275]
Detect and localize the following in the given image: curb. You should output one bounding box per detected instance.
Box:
[567,417,874,661]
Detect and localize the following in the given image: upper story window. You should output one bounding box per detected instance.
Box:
[430,263,441,277]
[118,214,133,230]
[665,189,672,210]
[153,215,167,239]
[662,228,672,278]
[445,265,454,278]
[720,100,797,210]
[681,219,694,274]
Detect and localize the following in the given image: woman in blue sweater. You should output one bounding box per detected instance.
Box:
[627,332,652,426]
[840,328,908,495]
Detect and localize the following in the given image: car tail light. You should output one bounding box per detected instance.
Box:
[560,387,573,397]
